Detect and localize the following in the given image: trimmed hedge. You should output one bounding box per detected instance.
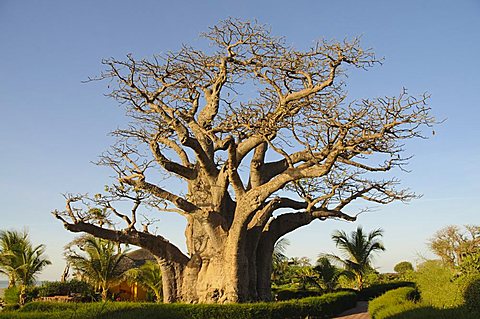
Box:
[463,275,480,312]
[37,280,93,298]
[3,286,41,305]
[368,287,420,319]
[4,287,20,305]
[272,288,322,301]
[358,281,415,300]
[0,291,357,319]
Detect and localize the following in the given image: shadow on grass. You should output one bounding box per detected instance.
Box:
[385,305,479,319]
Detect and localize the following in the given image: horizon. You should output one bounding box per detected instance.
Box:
[1,0,479,281]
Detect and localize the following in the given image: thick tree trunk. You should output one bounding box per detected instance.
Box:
[256,234,275,301]
[156,222,271,303]
[158,259,185,303]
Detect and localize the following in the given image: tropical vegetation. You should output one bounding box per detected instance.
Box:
[65,235,128,301]
[124,261,163,302]
[329,226,385,290]
[0,291,357,319]
[0,229,51,290]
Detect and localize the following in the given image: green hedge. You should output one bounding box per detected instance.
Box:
[0,291,357,319]
[358,281,415,301]
[366,286,480,319]
[463,275,480,312]
[37,280,95,301]
[3,286,40,305]
[368,287,420,319]
[4,287,20,305]
[272,288,322,301]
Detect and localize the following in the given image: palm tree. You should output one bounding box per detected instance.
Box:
[271,238,290,285]
[0,230,27,287]
[17,243,52,286]
[313,256,345,292]
[66,236,128,301]
[0,230,50,288]
[124,261,163,302]
[331,226,385,290]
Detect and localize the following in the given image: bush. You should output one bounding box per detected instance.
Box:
[272,287,321,301]
[463,275,480,312]
[3,286,40,305]
[4,287,20,305]
[415,260,464,308]
[37,280,94,300]
[368,287,420,319]
[1,303,20,312]
[358,281,415,300]
[0,292,357,319]
[98,292,356,319]
[19,301,82,313]
[394,262,414,274]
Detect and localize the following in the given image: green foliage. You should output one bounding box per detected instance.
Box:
[415,260,464,308]
[429,225,479,268]
[462,275,480,312]
[369,297,480,319]
[0,230,51,287]
[37,280,94,300]
[3,286,39,305]
[368,287,420,319]
[0,292,357,319]
[272,254,318,289]
[65,235,128,300]
[4,287,20,304]
[358,281,416,301]
[380,306,480,319]
[313,257,345,292]
[458,248,480,275]
[394,261,414,274]
[1,303,21,312]
[124,262,162,302]
[272,287,321,301]
[330,226,385,290]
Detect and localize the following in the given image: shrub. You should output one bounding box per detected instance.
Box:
[463,275,480,312]
[272,287,321,301]
[1,303,20,312]
[415,260,464,308]
[19,301,82,313]
[3,286,40,305]
[368,287,420,319]
[358,281,415,300]
[299,292,357,317]
[37,280,94,300]
[1,292,357,319]
[4,287,20,305]
[394,262,414,274]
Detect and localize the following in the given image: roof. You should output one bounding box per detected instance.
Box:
[117,248,157,273]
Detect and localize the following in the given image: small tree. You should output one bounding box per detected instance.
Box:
[330,226,385,290]
[394,261,414,275]
[65,236,128,301]
[429,225,480,268]
[0,230,51,288]
[124,261,163,302]
[313,257,345,292]
[0,230,28,288]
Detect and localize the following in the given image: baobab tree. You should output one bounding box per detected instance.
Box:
[53,19,433,303]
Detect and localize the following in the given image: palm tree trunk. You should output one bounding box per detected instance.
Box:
[8,274,16,288]
[101,286,108,301]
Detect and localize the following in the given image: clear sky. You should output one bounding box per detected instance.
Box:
[0,0,479,281]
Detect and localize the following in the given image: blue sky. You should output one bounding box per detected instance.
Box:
[0,0,479,280]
